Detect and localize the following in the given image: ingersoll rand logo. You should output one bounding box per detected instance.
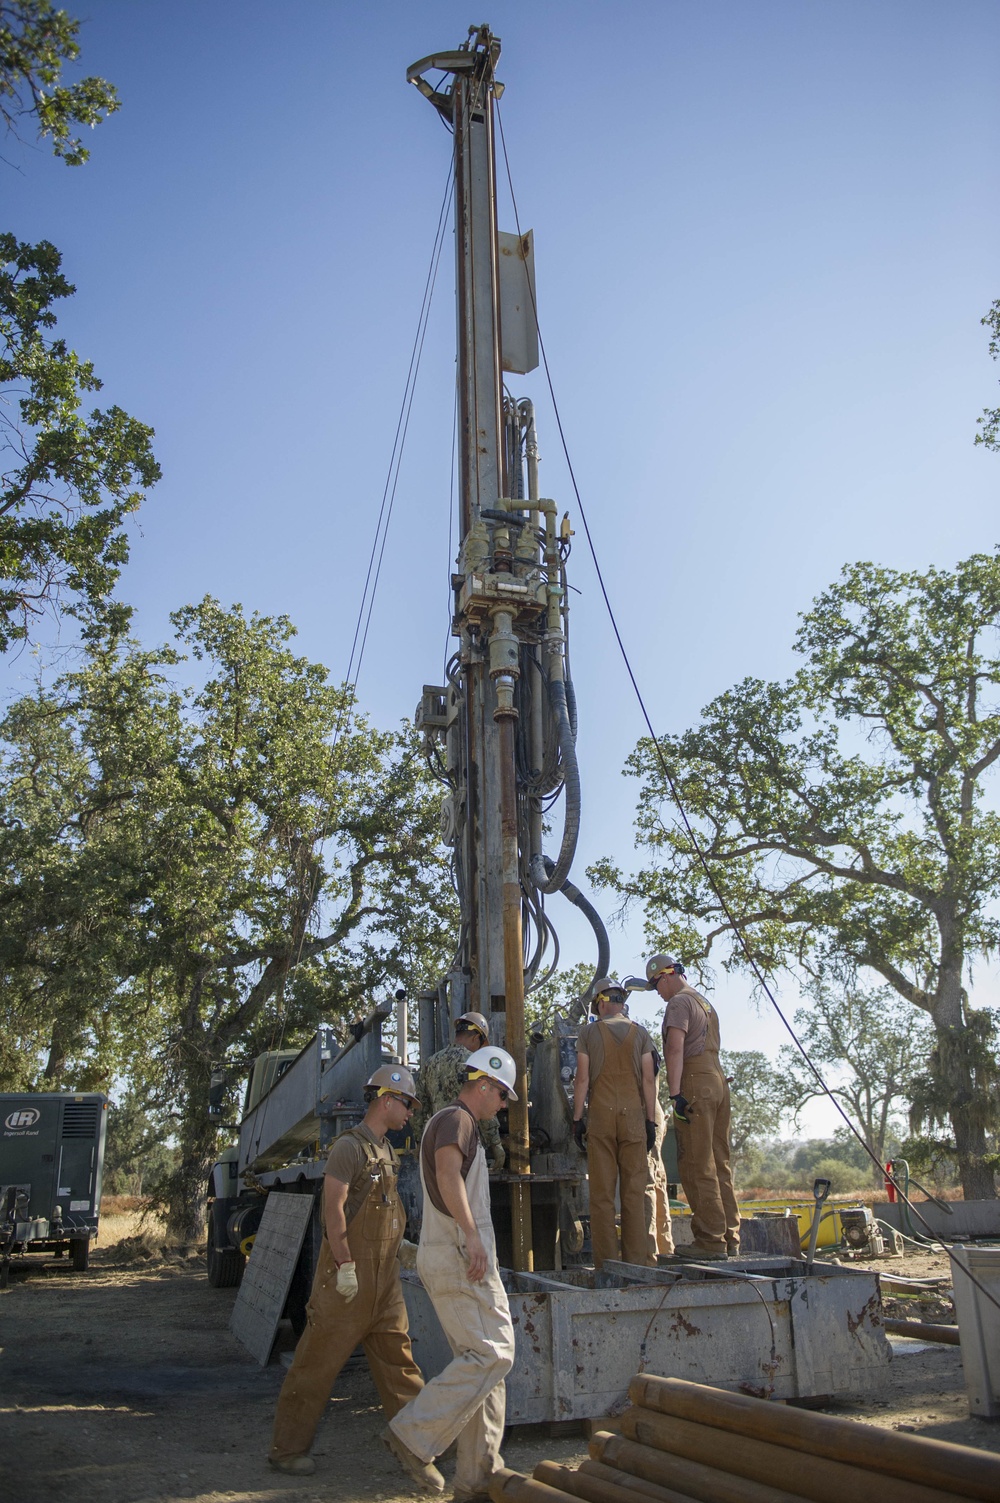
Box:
[4,1108,40,1130]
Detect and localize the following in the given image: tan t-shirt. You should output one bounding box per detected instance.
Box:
[324,1123,393,1227]
[420,1102,479,1216]
[661,987,712,1060]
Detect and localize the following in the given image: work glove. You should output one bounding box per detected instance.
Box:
[490,1143,506,1172]
[645,1119,657,1153]
[573,1118,587,1151]
[397,1240,419,1270]
[335,1260,359,1300]
[670,1093,691,1125]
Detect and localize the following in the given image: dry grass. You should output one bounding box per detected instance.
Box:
[95,1196,168,1253]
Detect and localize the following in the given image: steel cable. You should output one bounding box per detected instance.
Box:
[495,100,1000,1316]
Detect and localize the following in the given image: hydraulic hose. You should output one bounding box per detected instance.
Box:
[529,677,581,893]
[532,855,610,997]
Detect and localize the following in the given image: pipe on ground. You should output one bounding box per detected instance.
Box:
[535,1460,696,1503]
[883,1317,960,1345]
[488,1467,578,1503]
[579,1459,701,1503]
[628,1376,999,1502]
[616,1408,968,1503]
[590,1433,814,1503]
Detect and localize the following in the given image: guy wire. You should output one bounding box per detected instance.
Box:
[495,100,1000,1316]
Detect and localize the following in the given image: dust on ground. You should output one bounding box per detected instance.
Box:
[2,1236,998,1503]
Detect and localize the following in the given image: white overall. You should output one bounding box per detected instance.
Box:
[389,1110,515,1495]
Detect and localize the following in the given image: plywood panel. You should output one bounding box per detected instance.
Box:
[229,1192,314,1365]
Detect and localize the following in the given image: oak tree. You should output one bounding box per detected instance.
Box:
[594,552,1000,1198]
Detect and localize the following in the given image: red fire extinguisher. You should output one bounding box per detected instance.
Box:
[884,1161,896,1202]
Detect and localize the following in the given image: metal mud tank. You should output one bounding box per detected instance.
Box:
[402,1257,890,1424]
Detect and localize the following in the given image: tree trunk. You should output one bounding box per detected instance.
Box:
[165,1050,220,1243]
[934,1017,997,1201]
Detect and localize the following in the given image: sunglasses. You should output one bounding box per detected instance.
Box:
[492,1084,510,1103]
[384,1091,414,1107]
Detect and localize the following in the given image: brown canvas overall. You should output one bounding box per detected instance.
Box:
[270,1133,423,1461]
[674,999,740,1255]
[587,1019,652,1270]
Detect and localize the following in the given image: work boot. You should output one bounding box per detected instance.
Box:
[267,1453,316,1476]
[669,1244,729,1262]
[726,1241,740,1258]
[381,1425,445,1493]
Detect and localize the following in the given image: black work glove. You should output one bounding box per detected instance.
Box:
[671,1093,691,1124]
[645,1119,656,1153]
[573,1118,587,1151]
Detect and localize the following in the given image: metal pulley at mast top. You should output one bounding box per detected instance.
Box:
[409,25,585,1272]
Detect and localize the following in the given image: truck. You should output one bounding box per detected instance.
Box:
[205,1002,398,1328]
[0,1091,108,1283]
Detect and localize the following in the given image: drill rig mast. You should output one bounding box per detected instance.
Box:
[409,26,608,1271]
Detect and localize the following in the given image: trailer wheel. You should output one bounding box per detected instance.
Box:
[70,1238,90,1272]
[206,1221,244,1288]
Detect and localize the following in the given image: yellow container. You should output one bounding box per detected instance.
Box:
[672,1198,848,1248]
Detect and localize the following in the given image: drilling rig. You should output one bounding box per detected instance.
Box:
[215,29,893,1415]
[409,24,610,1274]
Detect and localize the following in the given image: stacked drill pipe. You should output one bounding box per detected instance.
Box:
[486,1375,1000,1503]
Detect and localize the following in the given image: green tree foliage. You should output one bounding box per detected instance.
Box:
[593,551,1000,1198]
[0,600,458,1237]
[524,960,598,1031]
[975,299,1000,451]
[718,1048,787,1178]
[104,1092,177,1198]
[779,979,934,1186]
[1,0,118,165]
[0,235,160,650]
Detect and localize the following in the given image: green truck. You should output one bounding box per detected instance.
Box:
[0,1091,108,1283]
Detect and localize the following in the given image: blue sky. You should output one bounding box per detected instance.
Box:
[5,1,998,1132]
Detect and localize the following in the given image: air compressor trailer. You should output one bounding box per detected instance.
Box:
[0,1091,107,1281]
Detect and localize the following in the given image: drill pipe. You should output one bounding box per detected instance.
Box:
[616,1408,968,1503]
[589,1433,815,1503]
[628,1376,998,1502]
[579,1460,704,1503]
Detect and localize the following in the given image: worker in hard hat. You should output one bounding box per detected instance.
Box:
[268,1065,424,1477]
[572,976,658,1270]
[647,955,739,1260]
[415,1011,506,1171]
[384,1046,517,1500]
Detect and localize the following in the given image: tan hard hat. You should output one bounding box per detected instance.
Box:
[645,954,685,988]
[365,1064,419,1106]
[455,1011,490,1041]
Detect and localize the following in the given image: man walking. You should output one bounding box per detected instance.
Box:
[268,1065,424,1476]
[572,977,657,1270]
[647,954,739,1260]
[384,1046,518,1500]
[417,1011,505,1170]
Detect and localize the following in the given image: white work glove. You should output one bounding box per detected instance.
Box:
[397,1239,419,1270]
[335,1260,358,1301]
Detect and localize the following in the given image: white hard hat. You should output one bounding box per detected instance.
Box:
[464,1044,518,1101]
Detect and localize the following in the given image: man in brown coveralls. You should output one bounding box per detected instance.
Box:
[647,954,740,1260]
[572,977,658,1270]
[268,1065,424,1476]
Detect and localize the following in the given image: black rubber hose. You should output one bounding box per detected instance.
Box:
[528,677,580,893]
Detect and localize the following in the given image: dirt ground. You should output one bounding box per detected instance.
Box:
[2,1236,998,1503]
